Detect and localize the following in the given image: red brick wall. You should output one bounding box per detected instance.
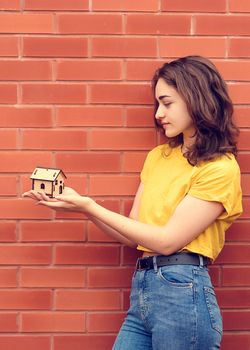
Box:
[0,1,249,349]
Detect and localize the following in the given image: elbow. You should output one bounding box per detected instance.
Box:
[157,248,174,256]
[156,244,178,256]
[155,232,182,256]
[129,242,138,249]
[125,240,137,249]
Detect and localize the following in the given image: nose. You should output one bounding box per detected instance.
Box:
[155,104,165,120]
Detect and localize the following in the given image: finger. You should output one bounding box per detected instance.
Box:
[22,191,30,197]
[22,191,33,198]
[37,200,61,208]
[29,190,45,201]
[55,195,74,203]
[37,191,58,202]
[38,200,71,210]
[22,191,39,201]
[22,190,37,197]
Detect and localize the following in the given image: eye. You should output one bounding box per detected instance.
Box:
[164,102,172,108]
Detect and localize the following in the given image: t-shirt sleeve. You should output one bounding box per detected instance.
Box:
[188,157,242,218]
[140,147,159,184]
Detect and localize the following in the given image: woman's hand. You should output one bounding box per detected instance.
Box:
[22,187,94,213]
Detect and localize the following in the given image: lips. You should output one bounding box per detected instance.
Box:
[161,122,170,128]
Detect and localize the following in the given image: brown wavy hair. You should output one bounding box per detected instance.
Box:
[152,56,239,165]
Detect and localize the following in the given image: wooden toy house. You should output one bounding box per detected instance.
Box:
[30,167,66,198]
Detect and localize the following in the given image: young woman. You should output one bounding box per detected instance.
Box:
[23,56,242,349]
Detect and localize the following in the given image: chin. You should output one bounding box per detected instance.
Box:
[165,131,179,138]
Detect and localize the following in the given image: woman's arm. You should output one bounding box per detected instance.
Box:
[87,216,136,247]
[82,193,223,255]
[30,184,224,255]
[86,183,143,247]
[23,185,143,248]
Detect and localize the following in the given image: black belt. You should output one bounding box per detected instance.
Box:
[136,252,210,270]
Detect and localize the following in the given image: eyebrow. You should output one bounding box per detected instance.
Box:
[158,95,171,100]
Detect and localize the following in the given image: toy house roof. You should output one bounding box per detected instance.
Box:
[30,167,67,182]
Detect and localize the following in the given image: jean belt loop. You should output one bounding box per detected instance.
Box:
[199,254,204,267]
[153,255,158,272]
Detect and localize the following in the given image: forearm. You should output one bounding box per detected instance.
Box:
[87,201,169,254]
[85,195,224,256]
[87,214,137,248]
[31,186,222,256]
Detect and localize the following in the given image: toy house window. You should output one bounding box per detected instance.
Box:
[55,180,58,185]
[60,180,62,184]
[40,183,45,189]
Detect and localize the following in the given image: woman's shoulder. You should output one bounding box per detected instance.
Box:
[147,143,175,157]
[145,144,165,160]
[195,153,240,178]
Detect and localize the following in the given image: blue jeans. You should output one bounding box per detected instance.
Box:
[112,263,222,350]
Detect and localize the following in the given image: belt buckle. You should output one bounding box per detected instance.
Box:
[136,257,150,270]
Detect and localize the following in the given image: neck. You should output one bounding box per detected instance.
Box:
[181,143,189,154]
[182,133,196,153]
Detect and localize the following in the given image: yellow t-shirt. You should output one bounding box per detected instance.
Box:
[137,144,242,261]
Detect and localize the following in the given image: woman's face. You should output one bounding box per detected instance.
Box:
[155,78,195,144]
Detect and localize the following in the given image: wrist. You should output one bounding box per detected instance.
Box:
[81,197,96,213]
